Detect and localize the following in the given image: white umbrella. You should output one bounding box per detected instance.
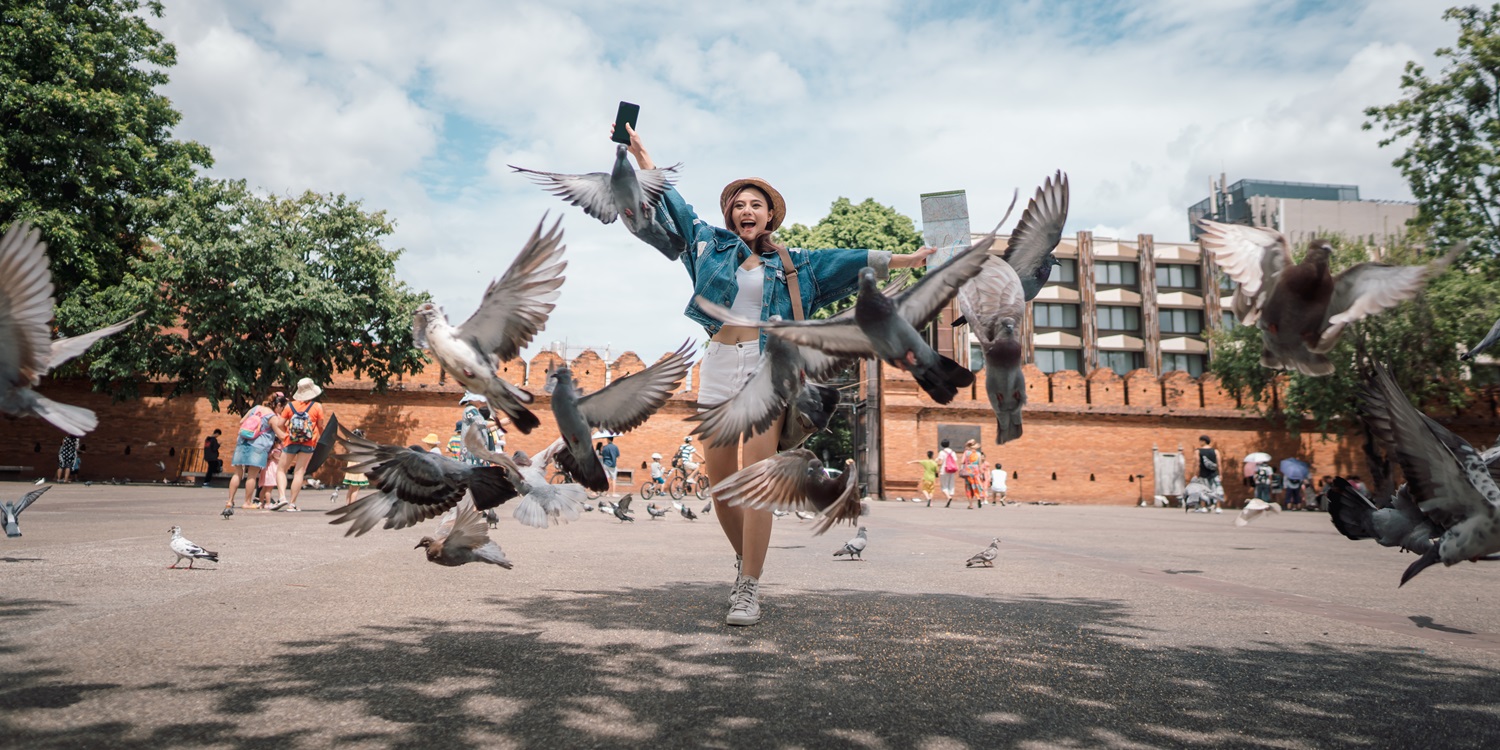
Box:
[1243,452,1272,464]
[591,431,619,440]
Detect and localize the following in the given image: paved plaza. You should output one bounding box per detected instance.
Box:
[3,482,1499,748]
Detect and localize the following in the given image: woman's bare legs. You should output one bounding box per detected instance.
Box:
[706,413,784,579]
[283,451,313,507]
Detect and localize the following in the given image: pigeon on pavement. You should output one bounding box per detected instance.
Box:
[713,451,862,535]
[511,145,685,260]
[327,427,519,536]
[1355,362,1500,585]
[672,500,698,520]
[795,510,816,522]
[1234,499,1282,527]
[416,501,513,569]
[700,501,713,516]
[2,485,49,537]
[168,526,219,569]
[611,494,635,522]
[834,526,868,560]
[1198,220,1458,376]
[966,538,1001,567]
[220,503,234,520]
[462,428,583,528]
[646,503,668,519]
[956,243,1028,443]
[771,509,790,519]
[1461,316,1500,361]
[550,341,694,492]
[1000,172,1070,301]
[0,222,142,436]
[412,216,567,433]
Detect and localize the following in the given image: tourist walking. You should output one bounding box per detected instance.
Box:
[274,378,327,511]
[600,435,621,496]
[202,429,223,486]
[908,451,939,505]
[56,435,79,483]
[227,392,284,508]
[937,439,960,507]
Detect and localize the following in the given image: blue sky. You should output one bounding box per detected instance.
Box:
[155,0,1452,361]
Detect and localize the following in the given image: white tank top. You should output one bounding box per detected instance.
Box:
[727,264,764,319]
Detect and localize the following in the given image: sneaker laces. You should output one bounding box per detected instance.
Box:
[730,578,759,612]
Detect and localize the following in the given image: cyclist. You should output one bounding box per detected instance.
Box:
[676,437,703,488]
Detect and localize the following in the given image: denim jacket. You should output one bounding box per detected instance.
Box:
[651,187,892,344]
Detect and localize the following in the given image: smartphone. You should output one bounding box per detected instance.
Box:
[611,101,640,145]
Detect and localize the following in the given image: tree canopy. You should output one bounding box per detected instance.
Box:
[776,196,923,256]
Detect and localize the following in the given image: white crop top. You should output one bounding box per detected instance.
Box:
[727,264,764,319]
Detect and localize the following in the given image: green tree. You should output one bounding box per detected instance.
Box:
[0,0,212,302]
[72,178,430,411]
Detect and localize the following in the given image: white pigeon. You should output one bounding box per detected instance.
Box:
[412,216,567,433]
[167,526,219,569]
[795,511,817,522]
[416,501,513,569]
[966,538,1001,567]
[1235,498,1283,527]
[834,526,868,560]
[0,222,141,435]
[462,428,583,528]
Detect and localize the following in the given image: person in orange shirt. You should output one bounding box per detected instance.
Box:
[274,378,326,511]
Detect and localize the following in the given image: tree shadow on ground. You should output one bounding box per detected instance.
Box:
[2,586,1499,748]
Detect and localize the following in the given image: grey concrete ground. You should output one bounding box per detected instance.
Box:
[2,482,1499,749]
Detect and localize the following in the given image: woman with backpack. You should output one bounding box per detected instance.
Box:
[274,378,326,511]
[227,391,286,508]
[937,439,960,508]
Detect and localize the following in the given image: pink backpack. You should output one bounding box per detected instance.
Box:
[237,407,266,441]
[942,450,958,473]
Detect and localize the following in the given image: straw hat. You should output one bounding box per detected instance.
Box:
[421,433,441,447]
[292,377,322,402]
[720,178,786,233]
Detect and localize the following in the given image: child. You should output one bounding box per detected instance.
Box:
[258,443,284,508]
[342,429,370,505]
[650,453,665,486]
[989,462,1008,505]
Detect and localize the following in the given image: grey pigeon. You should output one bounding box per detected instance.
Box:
[511,145,684,260]
[167,526,219,569]
[416,501,513,569]
[462,428,583,528]
[1327,478,1440,555]
[956,248,1028,443]
[582,503,595,513]
[1199,221,1457,376]
[483,508,500,528]
[696,240,996,404]
[611,494,635,523]
[326,427,520,536]
[833,526,868,559]
[1000,172,1070,301]
[1234,499,1282,527]
[645,502,668,520]
[550,341,694,492]
[966,537,1001,567]
[221,504,234,520]
[671,500,698,520]
[1354,363,1500,585]
[412,216,568,433]
[1461,315,1500,361]
[2,485,48,537]
[713,451,862,535]
[0,222,141,435]
[701,501,713,516]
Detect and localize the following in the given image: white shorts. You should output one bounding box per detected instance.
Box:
[696,340,761,408]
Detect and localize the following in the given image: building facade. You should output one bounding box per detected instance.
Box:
[1187,176,1418,248]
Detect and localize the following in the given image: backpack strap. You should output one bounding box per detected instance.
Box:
[774,245,804,321]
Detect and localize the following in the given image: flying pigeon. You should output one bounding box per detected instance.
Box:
[611,494,635,523]
[221,503,234,520]
[510,145,686,260]
[713,451,862,535]
[597,499,616,514]
[549,341,694,492]
[966,538,1001,567]
[1354,363,1500,585]
[956,242,1028,443]
[462,428,583,528]
[167,526,219,569]
[645,503,668,519]
[2,485,48,537]
[1000,172,1071,301]
[412,216,568,433]
[833,526,868,560]
[1326,477,1440,556]
[1234,498,1282,527]
[696,239,996,404]
[0,222,143,435]
[415,501,513,569]
[1198,220,1458,376]
[1461,315,1500,361]
[156,461,166,473]
[326,427,519,536]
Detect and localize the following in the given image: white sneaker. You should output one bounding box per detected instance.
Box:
[1213,507,1222,514]
[728,574,750,605]
[726,577,760,626]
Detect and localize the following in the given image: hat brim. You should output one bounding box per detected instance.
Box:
[721,178,787,233]
[293,384,322,401]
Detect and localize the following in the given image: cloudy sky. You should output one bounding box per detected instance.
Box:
[154,0,1452,361]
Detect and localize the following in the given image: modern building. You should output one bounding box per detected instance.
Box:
[1187,175,1418,247]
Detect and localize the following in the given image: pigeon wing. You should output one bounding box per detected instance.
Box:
[509,167,619,223]
[47,312,142,371]
[1001,172,1069,280]
[439,502,493,552]
[957,257,1026,347]
[896,234,997,328]
[694,296,877,358]
[690,335,800,447]
[455,216,568,362]
[635,164,682,205]
[1316,250,1456,353]
[1196,220,1290,326]
[575,340,694,433]
[0,222,57,385]
[13,485,49,515]
[712,450,822,511]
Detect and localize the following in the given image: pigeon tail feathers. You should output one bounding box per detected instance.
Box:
[1400,545,1442,587]
[1326,478,1379,540]
[30,394,98,436]
[912,355,972,404]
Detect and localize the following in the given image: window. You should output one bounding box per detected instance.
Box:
[1220,311,1237,330]
[1096,305,1141,331]
[1094,261,1137,286]
[1053,258,1077,284]
[1218,274,1238,292]
[1160,308,1203,334]
[1156,264,1200,289]
[1033,303,1078,328]
[1035,348,1081,374]
[1162,353,1205,377]
[969,342,985,373]
[1098,350,1143,375]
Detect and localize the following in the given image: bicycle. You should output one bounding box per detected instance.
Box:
[639,478,663,501]
[666,466,711,501]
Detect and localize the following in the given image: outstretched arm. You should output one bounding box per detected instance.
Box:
[891,247,937,268]
[613,122,656,170]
